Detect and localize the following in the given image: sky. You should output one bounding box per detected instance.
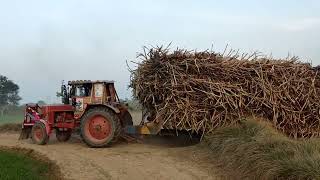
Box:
[0,0,319,104]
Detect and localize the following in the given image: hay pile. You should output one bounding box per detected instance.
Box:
[130,47,320,138]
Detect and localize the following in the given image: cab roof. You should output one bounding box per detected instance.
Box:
[68,80,114,85]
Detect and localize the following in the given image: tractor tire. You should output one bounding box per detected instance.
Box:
[31,122,49,145]
[56,129,72,142]
[80,107,121,148]
[110,110,133,143]
[121,110,133,127]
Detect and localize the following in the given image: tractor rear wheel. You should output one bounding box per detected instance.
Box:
[56,129,72,142]
[80,107,121,148]
[31,122,49,145]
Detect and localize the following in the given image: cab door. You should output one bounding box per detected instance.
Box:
[93,83,104,104]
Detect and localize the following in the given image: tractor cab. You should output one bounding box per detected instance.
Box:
[61,80,122,119]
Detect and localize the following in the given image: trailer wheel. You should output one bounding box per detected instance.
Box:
[56,129,72,142]
[31,122,49,145]
[80,107,121,148]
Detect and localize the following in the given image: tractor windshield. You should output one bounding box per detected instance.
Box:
[71,84,92,97]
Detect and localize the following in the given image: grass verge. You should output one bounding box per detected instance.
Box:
[204,118,320,180]
[0,146,62,180]
[0,113,23,124]
[0,123,21,132]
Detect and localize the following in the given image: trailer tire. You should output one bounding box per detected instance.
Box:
[80,107,121,148]
[56,129,72,142]
[31,122,49,145]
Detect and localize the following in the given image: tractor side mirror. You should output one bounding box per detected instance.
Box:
[61,83,70,104]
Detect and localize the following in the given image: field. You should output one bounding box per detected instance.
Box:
[0,147,60,180]
[0,113,23,125]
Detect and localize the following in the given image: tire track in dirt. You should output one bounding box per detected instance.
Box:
[0,133,218,180]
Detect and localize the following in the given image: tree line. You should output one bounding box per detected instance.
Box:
[0,75,48,117]
[0,75,21,116]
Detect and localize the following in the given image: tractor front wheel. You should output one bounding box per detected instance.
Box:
[31,122,49,145]
[56,129,72,142]
[80,107,121,148]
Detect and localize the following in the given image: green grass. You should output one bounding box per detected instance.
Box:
[0,113,23,125]
[204,119,320,180]
[0,149,56,180]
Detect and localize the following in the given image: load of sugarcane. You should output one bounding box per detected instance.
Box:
[130,46,320,138]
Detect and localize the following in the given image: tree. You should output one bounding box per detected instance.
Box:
[0,75,21,116]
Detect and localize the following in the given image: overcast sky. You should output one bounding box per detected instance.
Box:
[0,0,319,104]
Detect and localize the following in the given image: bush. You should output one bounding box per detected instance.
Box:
[204,119,320,179]
[0,123,21,132]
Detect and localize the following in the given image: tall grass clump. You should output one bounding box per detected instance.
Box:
[205,118,320,179]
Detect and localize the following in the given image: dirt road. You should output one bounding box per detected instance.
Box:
[0,132,218,180]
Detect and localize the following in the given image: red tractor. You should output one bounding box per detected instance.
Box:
[20,80,134,147]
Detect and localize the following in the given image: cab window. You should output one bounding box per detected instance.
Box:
[71,84,92,97]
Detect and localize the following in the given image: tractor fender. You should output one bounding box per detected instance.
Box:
[39,119,51,135]
[105,105,121,113]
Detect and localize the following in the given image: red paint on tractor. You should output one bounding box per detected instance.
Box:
[22,104,75,138]
[85,115,112,142]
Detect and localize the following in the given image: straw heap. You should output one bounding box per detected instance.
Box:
[130,46,320,138]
